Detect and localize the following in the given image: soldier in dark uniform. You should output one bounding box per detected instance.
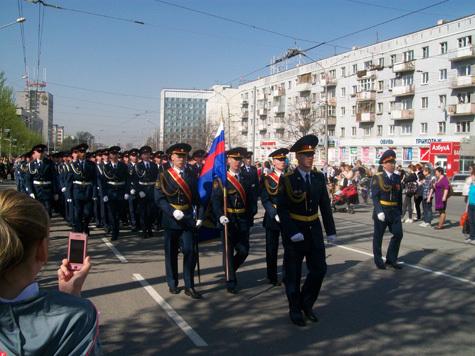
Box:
[371,150,404,270]
[190,149,206,179]
[92,150,102,228]
[127,148,140,232]
[161,154,171,170]
[154,143,204,299]
[97,149,111,234]
[133,146,159,239]
[58,151,73,227]
[277,135,336,326]
[211,147,254,294]
[260,148,289,286]
[240,151,259,226]
[152,151,165,231]
[24,144,59,217]
[101,146,129,241]
[68,144,96,235]
[153,151,164,171]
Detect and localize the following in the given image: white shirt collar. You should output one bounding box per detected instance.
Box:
[0,282,39,303]
[297,167,311,179]
[173,166,184,175]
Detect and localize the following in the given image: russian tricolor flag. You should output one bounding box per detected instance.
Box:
[198,121,226,206]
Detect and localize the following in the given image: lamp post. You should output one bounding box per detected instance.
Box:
[147,119,160,150]
[213,89,240,149]
[0,17,26,30]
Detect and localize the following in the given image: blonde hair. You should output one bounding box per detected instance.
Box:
[0,190,49,275]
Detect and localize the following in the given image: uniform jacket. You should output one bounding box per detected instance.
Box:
[67,160,97,201]
[240,165,259,216]
[100,161,129,200]
[260,171,282,231]
[24,158,58,199]
[133,160,160,199]
[371,171,403,219]
[277,169,336,249]
[154,167,204,231]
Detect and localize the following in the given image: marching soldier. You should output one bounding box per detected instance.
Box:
[58,151,74,227]
[277,135,336,326]
[260,148,289,286]
[212,147,254,294]
[127,148,140,232]
[190,149,206,179]
[240,151,259,226]
[68,144,97,235]
[101,146,129,241]
[155,143,204,299]
[371,150,404,270]
[133,146,159,239]
[97,149,111,234]
[92,151,102,228]
[24,144,59,217]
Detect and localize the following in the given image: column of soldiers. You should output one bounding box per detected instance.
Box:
[19,135,362,326]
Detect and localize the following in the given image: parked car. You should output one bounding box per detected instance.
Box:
[450,173,470,194]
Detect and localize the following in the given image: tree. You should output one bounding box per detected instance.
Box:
[76,131,95,149]
[58,136,76,151]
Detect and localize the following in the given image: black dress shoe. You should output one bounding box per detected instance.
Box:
[385,261,403,269]
[131,227,138,232]
[141,232,148,239]
[169,287,180,294]
[289,312,307,327]
[148,230,154,237]
[270,280,282,287]
[227,287,238,294]
[303,309,318,322]
[185,287,202,299]
[376,263,386,270]
[110,235,118,241]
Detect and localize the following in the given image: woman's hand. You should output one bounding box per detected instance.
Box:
[57,257,91,297]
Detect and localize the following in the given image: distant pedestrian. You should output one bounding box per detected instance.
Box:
[418,168,435,227]
[465,165,475,244]
[429,167,450,229]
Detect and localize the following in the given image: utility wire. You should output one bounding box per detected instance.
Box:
[17,0,28,78]
[49,82,160,100]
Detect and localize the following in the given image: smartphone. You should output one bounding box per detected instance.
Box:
[68,232,88,270]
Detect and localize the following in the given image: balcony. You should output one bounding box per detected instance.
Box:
[241,110,249,119]
[392,84,415,97]
[391,109,414,120]
[240,98,248,105]
[257,93,267,101]
[273,122,285,130]
[392,60,415,73]
[272,105,285,114]
[451,75,475,88]
[356,112,376,122]
[296,82,312,92]
[327,116,337,126]
[240,124,248,132]
[273,87,286,97]
[356,91,376,101]
[258,123,267,131]
[258,108,268,116]
[320,76,337,86]
[356,69,377,79]
[296,100,312,110]
[449,45,475,61]
[447,103,475,116]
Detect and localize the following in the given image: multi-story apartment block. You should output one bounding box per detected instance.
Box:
[237,15,475,172]
[52,124,64,151]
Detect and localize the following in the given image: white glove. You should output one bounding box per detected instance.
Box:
[130,189,136,195]
[67,198,72,203]
[327,235,336,243]
[30,193,35,199]
[291,233,304,242]
[93,197,97,201]
[61,187,67,193]
[173,210,184,221]
[54,194,59,201]
[124,194,129,200]
[103,196,109,203]
[139,191,146,198]
[219,216,229,224]
[377,212,385,222]
[275,214,280,223]
[196,219,203,227]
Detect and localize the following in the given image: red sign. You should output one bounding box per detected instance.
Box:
[430,142,453,155]
[420,148,430,161]
[261,141,276,146]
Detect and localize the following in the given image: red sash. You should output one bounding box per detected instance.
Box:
[227,172,246,207]
[168,168,192,205]
[268,172,279,185]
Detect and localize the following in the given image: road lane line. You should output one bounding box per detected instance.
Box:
[133,274,208,347]
[330,243,475,286]
[102,238,128,263]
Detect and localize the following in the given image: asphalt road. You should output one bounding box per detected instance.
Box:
[1,180,474,355]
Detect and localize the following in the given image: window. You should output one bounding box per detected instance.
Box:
[328,128,335,136]
[341,67,346,77]
[378,80,384,91]
[352,85,357,95]
[377,102,384,114]
[341,87,346,97]
[360,78,375,91]
[458,36,472,48]
[421,123,428,134]
[403,75,413,85]
[456,121,471,133]
[421,72,429,85]
[352,105,356,115]
[422,46,429,58]
[351,127,357,136]
[389,101,396,112]
[364,60,373,69]
[438,121,446,133]
[352,64,358,74]
[389,125,395,135]
[329,69,336,78]
[378,57,384,67]
[439,69,447,81]
[457,92,470,104]
[439,95,446,108]
[389,78,396,89]
[440,42,448,54]
[457,65,471,76]
[377,125,383,136]
[402,99,413,110]
[328,106,336,117]
[401,122,412,135]
[341,107,346,116]
[363,126,372,136]
[421,97,428,109]
[390,55,397,64]
[340,127,345,137]
[288,81,291,89]
[404,50,414,61]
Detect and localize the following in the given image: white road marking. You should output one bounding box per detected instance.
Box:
[102,238,128,263]
[329,243,475,286]
[133,274,208,347]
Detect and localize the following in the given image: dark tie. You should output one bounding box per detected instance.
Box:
[305,173,311,194]
[179,171,183,178]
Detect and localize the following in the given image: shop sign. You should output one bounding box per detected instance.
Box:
[415,138,442,144]
[430,142,452,154]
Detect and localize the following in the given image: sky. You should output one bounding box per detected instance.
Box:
[1,0,474,147]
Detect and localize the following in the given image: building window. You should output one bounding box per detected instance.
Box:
[389,101,396,112]
[390,78,396,89]
[363,126,371,136]
[341,87,346,97]
[438,121,446,133]
[421,123,428,134]
[340,127,345,137]
[360,78,375,91]
[421,97,429,109]
[439,95,446,108]
[422,46,429,58]
[377,125,383,136]
[352,85,357,95]
[440,42,448,54]
[288,81,292,89]
[341,107,346,116]
[341,66,346,77]
[352,106,356,115]
[378,80,384,91]
[439,69,447,81]
[457,65,471,76]
[351,127,357,136]
[404,50,414,61]
[458,36,472,48]
[378,57,384,67]
[328,128,335,136]
[403,74,413,85]
[401,122,412,135]
[329,69,336,78]
[352,64,358,74]
[421,72,429,85]
[402,99,413,110]
[457,92,470,104]
[377,102,384,114]
[364,60,373,69]
[389,125,395,135]
[456,121,471,133]
[390,55,397,64]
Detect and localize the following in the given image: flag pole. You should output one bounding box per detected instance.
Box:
[221,110,230,283]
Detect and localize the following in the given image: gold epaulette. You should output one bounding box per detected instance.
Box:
[282,171,294,178]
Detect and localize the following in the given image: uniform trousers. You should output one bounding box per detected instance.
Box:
[373,208,403,265]
[73,198,92,233]
[128,196,139,229]
[164,229,196,288]
[138,196,156,232]
[265,229,282,282]
[220,222,249,288]
[107,193,125,238]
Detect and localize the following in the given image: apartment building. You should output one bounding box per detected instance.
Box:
[237,14,475,171]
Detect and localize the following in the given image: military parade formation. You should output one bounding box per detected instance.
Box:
[10,136,406,326]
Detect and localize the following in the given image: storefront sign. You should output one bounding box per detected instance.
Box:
[416,138,442,144]
[430,142,453,155]
[261,141,276,146]
[380,139,394,145]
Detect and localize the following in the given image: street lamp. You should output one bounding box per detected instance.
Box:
[0,17,26,30]
[212,89,240,149]
[147,119,160,150]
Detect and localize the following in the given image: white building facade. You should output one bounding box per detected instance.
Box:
[237,15,475,168]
